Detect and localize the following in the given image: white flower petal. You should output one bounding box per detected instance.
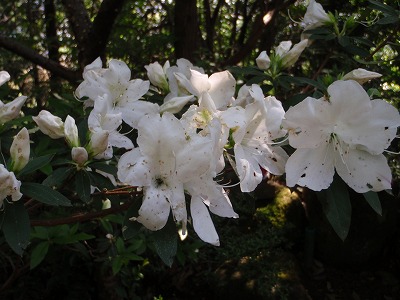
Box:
[337,99,400,154]
[335,150,392,193]
[285,144,335,191]
[160,95,194,114]
[283,97,332,148]
[256,144,288,176]
[121,100,160,128]
[117,148,151,186]
[136,185,171,231]
[0,71,10,86]
[191,196,220,246]
[234,144,263,192]
[108,59,131,82]
[208,70,236,109]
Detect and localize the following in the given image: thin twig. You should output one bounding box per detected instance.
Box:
[30,199,136,227]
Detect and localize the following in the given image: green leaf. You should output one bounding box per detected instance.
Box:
[377,15,399,24]
[2,201,31,256]
[112,255,125,274]
[30,241,49,269]
[42,167,74,187]
[75,170,92,203]
[152,216,177,267]
[53,232,95,244]
[317,176,352,241]
[368,0,399,16]
[21,182,72,206]
[18,154,55,176]
[88,161,118,176]
[363,191,382,215]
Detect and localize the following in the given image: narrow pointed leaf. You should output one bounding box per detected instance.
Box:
[75,170,91,203]
[18,154,55,176]
[30,241,49,269]
[21,182,72,206]
[317,176,351,241]
[152,216,177,267]
[2,201,31,256]
[363,191,382,215]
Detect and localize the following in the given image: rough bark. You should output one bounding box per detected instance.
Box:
[174,0,200,61]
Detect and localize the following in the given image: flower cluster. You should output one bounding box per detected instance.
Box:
[0,72,29,207]
[1,0,399,247]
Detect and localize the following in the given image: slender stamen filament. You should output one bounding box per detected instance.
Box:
[384,150,400,155]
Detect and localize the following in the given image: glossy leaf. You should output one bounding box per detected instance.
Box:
[2,201,31,256]
[18,154,55,176]
[152,216,177,267]
[21,182,72,206]
[75,170,92,203]
[317,176,351,241]
[363,191,382,215]
[30,241,49,269]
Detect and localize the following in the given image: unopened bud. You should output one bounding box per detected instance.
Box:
[342,68,382,84]
[10,127,30,173]
[0,96,27,124]
[32,110,65,138]
[88,130,109,157]
[64,115,80,147]
[71,147,88,166]
[256,51,271,70]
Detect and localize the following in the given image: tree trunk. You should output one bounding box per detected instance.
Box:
[174,0,200,62]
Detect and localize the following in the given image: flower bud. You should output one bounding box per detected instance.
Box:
[64,115,80,147]
[145,61,170,91]
[0,164,22,207]
[71,147,88,166]
[281,39,308,68]
[87,130,109,157]
[0,96,27,124]
[256,51,271,70]
[10,127,30,173]
[32,110,65,138]
[302,0,331,30]
[342,68,382,84]
[275,41,292,57]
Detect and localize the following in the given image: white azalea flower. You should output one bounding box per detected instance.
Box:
[190,69,236,110]
[223,85,288,192]
[0,71,27,124]
[75,58,159,128]
[88,94,134,159]
[117,113,213,233]
[145,61,170,91]
[0,164,22,207]
[302,0,331,30]
[0,96,27,124]
[282,80,400,193]
[165,58,204,98]
[278,40,309,69]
